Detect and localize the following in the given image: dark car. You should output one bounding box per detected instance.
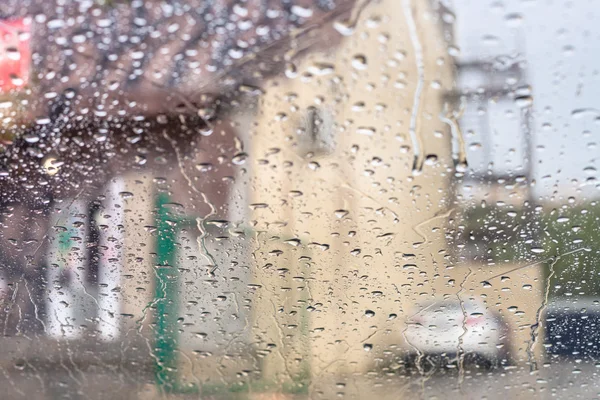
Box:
[545,298,600,360]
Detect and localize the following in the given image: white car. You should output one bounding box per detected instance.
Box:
[403,299,509,369]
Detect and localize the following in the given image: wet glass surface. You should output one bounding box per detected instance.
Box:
[0,0,598,399]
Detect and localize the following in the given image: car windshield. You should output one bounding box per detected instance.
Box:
[0,0,598,399]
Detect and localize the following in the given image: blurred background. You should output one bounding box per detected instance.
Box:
[0,0,598,399]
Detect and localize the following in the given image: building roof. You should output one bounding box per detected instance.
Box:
[0,0,357,126]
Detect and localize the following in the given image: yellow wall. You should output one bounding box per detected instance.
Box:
[247,0,457,383]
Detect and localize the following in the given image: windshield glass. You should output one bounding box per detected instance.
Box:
[0,1,598,399]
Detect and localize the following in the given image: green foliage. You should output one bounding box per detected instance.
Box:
[460,201,600,298]
[540,203,600,298]
[459,205,537,263]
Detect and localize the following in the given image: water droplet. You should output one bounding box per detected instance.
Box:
[307,63,335,76]
[284,238,301,247]
[351,55,368,70]
[505,13,523,27]
[23,134,39,143]
[291,5,313,18]
[5,48,20,61]
[35,117,51,125]
[232,152,248,165]
[238,85,264,96]
[514,96,533,108]
[334,209,349,218]
[357,127,375,136]
[119,192,134,199]
[14,359,26,371]
[249,203,269,210]
[285,63,298,79]
[334,20,355,36]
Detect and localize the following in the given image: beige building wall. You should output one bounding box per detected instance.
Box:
[247,0,457,385]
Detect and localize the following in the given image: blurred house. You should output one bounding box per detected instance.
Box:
[245,0,457,387]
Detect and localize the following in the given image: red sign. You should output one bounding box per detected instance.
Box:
[0,18,30,92]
